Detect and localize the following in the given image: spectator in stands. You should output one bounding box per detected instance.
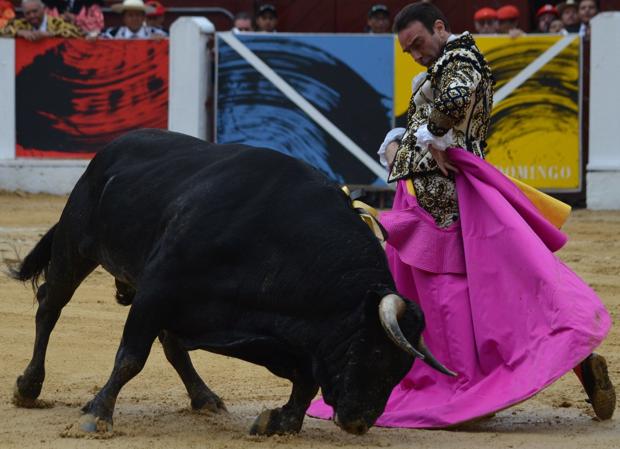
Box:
[0,0,15,29]
[42,0,103,37]
[473,7,498,34]
[497,4,524,37]
[145,1,166,33]
[578,0,598,38]
[366,4,391,33]
[74,0,104,37]
[232,11,253,32]
[536,4,559,32]
[1,0,82,39]
[255,3,277,32]
[558,0,581,32]
[548,18,566,33]
[102,0,167,38]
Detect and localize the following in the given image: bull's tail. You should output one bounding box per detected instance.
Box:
[10,224,57,291]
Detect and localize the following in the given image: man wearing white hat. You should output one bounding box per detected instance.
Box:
[101,0,167,39]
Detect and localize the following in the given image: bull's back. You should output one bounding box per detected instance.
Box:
[71,129,387,308]
[79,130,347,267]
[92,129,334,217]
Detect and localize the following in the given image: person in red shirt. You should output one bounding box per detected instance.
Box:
[0,0,15,29]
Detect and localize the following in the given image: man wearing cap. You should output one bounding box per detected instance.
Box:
[473,7,497,34]
[255,4,277,32]
[0,0,15,29]
[367,4,391,34]
[496,4,523,36]
[102,0,167,38]
[145,0,166,33]
[536,4,559,33]
[1,0,81,39]
[558,0,580,32]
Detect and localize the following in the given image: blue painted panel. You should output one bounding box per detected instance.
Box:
[216,34,393,185]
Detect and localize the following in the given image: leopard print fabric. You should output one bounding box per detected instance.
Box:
[1,15,82,38]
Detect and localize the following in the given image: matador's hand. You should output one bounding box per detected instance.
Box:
[385,140,399,171]
[430,145,459,177]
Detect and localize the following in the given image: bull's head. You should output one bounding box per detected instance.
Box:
[315,293,455,435]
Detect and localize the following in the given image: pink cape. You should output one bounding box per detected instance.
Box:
[307,148,611,428]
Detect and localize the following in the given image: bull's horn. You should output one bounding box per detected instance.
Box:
[416,337,458,377]
[378,294,425,360]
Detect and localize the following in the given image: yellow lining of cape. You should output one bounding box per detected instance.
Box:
[341,186,385,242]
[405,176,571,229]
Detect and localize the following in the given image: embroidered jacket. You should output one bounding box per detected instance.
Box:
[389,32,494,183]
[1,15,82,38]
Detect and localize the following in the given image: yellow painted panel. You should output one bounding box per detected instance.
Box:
[393,34,581,191]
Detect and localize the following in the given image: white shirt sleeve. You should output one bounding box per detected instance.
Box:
[413,124,455,152]
[377,127,406,168]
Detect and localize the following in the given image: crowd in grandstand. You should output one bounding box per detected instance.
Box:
[0,1,607,40]
[473,0,599,38]
[0,0,169,39]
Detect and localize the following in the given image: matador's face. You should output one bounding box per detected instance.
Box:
[398,19,448,68]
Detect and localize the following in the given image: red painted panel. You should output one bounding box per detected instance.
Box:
[15,38,169,158]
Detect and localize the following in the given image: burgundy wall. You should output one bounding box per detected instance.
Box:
[106,0,620,33]
[151,0,533,33]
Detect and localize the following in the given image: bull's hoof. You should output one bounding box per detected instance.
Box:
[78,413,113,433]
[191,391,227,414]
[249,408,303,436]
[12,379,52,409]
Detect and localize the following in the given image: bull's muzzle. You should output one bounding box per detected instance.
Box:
[334,412,369,435]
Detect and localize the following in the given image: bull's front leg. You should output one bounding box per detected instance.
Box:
[250,369,318,436]
[158,331,227,413]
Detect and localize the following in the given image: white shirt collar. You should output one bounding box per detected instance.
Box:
[118,25,149,39]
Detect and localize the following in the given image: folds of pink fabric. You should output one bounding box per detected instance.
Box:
[307,148,611,428]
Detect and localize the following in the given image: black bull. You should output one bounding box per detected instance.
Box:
[11,129,454,436]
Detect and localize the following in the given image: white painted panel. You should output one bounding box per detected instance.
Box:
[588,13,620,170]
[168,17,214,140]
[0,39,15,160]
[0,159,89,194]
[587,13,620,209]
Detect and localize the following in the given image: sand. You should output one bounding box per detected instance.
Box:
[0,191,618,449]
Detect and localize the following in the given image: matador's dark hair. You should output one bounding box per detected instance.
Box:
[393,2,451,34]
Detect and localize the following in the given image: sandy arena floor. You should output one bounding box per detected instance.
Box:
[0,191,618,449]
